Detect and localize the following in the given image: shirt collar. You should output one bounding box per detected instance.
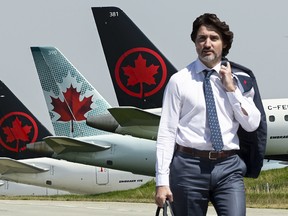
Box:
[195,58,222,75]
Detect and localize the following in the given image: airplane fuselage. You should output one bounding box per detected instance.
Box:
[52,134,156,176]
[263,99,288,160]
[0,180,70,196]
[0,157,153,194]
[87,99,288,162]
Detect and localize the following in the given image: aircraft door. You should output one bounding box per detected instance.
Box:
[95,167,109,185]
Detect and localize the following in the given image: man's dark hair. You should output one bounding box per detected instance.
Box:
[190,13,233,57]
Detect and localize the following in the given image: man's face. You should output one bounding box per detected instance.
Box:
[195,25,225,68]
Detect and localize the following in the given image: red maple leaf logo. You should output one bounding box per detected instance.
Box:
[51,85,93,122]
[2,117,32,143]
[122,54,159,97]
[115,48,167,98]
[0,112,38,152]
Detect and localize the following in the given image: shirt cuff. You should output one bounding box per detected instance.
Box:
[156,173,170,186]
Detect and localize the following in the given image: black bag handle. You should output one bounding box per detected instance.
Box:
[155,200,174,216]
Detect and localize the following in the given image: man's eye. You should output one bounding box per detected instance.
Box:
[197,37,206,42]
[211,36,220,41]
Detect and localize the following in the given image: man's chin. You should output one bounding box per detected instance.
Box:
[200,55,215,62]
[199,56,219,67]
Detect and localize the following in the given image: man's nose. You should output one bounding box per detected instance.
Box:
[204,38,212,47]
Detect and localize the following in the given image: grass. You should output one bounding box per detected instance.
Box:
[245,166,288,208]
[1,167,287,209]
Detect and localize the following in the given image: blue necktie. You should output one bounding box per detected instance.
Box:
[203,70,224,151]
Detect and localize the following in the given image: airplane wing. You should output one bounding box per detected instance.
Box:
[43,136,111,154]
[0,157,48,175]
[108,107,160,127]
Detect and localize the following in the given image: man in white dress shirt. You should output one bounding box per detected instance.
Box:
[155,13,261,216]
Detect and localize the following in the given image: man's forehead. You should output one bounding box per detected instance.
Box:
[197,25,221,36]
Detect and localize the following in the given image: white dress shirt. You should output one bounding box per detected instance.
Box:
[155,59,261,186]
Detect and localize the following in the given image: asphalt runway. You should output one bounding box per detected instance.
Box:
[0,200,287,216]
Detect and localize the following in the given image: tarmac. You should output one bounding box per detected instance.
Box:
[0,200,287,216]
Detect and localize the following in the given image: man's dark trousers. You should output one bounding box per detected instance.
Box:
[170,150,247,216]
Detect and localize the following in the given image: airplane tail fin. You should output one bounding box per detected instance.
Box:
[0,81,52,159]
[30,47,111,138]
[92,7,177,109]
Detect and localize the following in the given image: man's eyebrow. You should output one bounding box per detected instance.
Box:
[197,34,207,38]
[197,34,220,38]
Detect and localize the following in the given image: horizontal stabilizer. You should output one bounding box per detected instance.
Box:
[44,136,111,154]
[0,157,48,175]
[108,107,160,127]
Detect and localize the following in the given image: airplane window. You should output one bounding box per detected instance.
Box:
[46,180,52,185]
[285,115,288,121]
[269,115,275,122]
[107,160,113,165]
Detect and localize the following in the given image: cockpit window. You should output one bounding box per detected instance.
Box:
[285,115,288,121]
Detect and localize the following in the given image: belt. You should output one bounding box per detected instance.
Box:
[175,144,238,160]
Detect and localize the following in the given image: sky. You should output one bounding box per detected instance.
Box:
[1,0,288,134]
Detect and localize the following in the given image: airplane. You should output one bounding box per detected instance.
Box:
[0,179,69,196]
[0,80,153,195]
[87,7,288,163]
[87,6,168,138]
[27,46,157,177]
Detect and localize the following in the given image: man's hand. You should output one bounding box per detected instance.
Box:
[220,62,236,92]
[155,186,173,207]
